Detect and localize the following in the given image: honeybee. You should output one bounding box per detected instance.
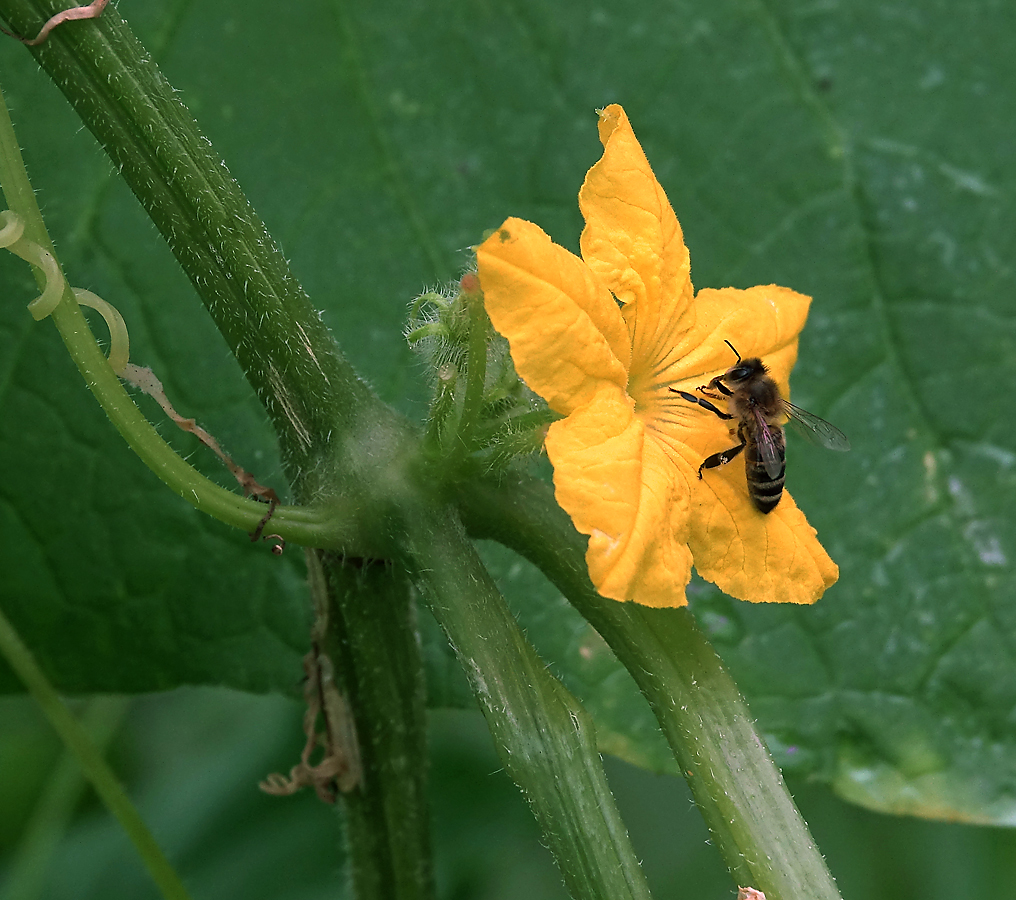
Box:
[673,341,850,513]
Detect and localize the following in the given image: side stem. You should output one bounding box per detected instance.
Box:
[403,501,654,900]
[2,696,129,900]
[457,471,843,900]
[0,605,191,900]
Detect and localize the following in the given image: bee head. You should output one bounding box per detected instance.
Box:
[721,340,767,384]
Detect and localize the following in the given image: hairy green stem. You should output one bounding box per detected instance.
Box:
[404,502,653,900]
[456,290,489,456]
[0,606,191,900]
[308,550,434,900]
[457,472,843,900]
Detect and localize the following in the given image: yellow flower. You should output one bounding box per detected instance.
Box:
[476,104,838,608]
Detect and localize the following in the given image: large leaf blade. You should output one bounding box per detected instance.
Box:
[1,0,1014,824]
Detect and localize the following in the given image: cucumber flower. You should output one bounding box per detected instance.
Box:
[476,104,838,608]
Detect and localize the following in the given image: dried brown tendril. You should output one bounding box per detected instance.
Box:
[259,649,362,803]
[0,0,109,47]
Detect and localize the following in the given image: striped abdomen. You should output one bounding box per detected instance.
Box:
[743,422,786,514]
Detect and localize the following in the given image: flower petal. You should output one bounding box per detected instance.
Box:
[546,383,694,607]
[579,104,695,375]
[477,218,630,414]
[662,285,812,397]
[686,448,838,604]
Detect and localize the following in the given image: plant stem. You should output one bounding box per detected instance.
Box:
[457,471,844,900]
[404,502,654,900]
[0,606,192,900]
[2,697,130,900]
[308,550,434,900]
[455,289,489,456]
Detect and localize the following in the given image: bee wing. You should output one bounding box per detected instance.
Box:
[753,410,785,479]
[781,401,851,451]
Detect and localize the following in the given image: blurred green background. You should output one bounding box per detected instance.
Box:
[3,0,1016,895]
[4,689,1016,899]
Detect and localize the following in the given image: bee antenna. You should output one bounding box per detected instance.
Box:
[723,340,741,362]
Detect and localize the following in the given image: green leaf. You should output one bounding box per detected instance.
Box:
[1,0,1014,826]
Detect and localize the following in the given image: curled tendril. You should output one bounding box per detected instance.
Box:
[0,211,66,321]
[0,209,67,321]
[0,209,25,246]
[0,211,128,369]
[73,288,130,375]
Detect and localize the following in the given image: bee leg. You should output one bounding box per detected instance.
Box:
[672,390,733,421]
[697,439,745,479]
[697,378,733,397]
